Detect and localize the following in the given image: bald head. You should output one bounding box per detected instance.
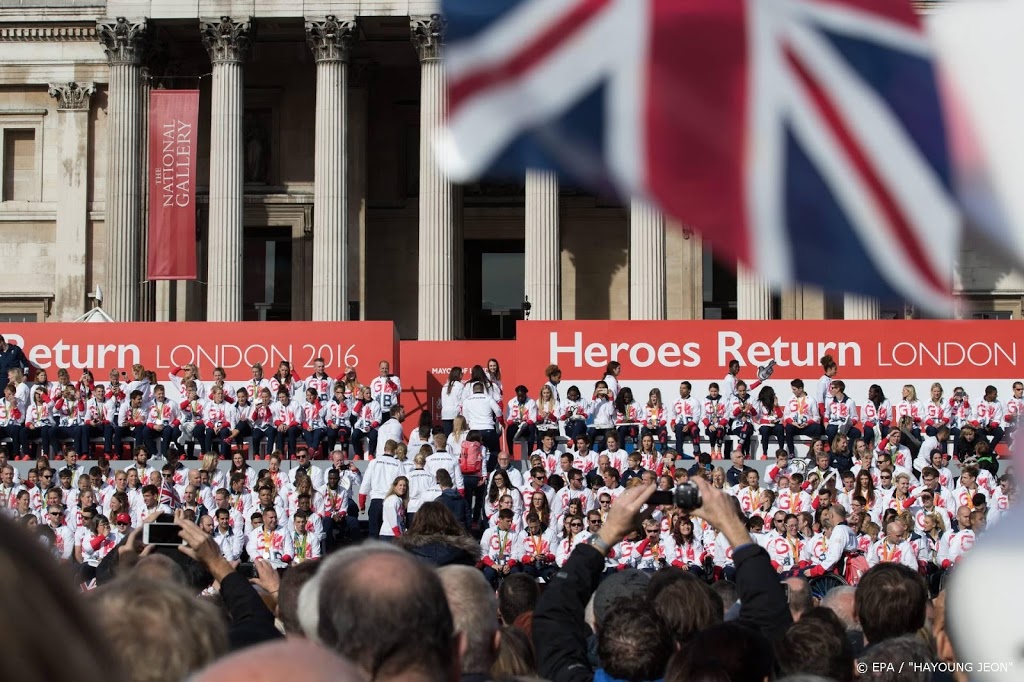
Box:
[192,639,365,682]
[299,543,457,682]
[956,505,972,529]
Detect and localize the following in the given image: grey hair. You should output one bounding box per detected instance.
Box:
[438,566,498,675]
[820,586,858,630]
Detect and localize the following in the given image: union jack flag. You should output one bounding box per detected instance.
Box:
[440,0,960,313]
[160,479,181,510]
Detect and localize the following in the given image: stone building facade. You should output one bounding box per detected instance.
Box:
[0,0,1015,337]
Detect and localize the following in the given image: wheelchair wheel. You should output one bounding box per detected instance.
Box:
[809,573,848,601]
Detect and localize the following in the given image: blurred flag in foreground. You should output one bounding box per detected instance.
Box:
[927,0,1024,272]
[440,0,961,314]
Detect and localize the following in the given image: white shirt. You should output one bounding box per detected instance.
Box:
[375,418,405,457]
[359,455,407,502]
[440,381,465,420]
[461,393,502,430]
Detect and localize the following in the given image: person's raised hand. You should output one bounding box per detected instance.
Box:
[598,481,656,548]
[117,523,155,567]
[689,476,752,549]
[249,557,280,596]
[173,509,223,568]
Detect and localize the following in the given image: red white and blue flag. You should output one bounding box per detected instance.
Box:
[440,0,960,313]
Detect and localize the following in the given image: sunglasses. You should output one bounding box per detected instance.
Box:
[41,475,51,479]
[589,519,602,525]
[570,523,583,528]
[48,512,60,516]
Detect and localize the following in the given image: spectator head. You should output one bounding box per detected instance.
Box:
[597,599,673,682]
[490,625,535,679]
[89,577,228,682]
[710,580,739,616]
[278,560,321,635]
[298,542,457,681]
[646,568,723,647]
[785,577,812,622]
[406,501,467,538]
[857,636,933,682]
[592,569,650,626]
[497,573,539,626]
[667,622,773,682]
[191,639,366,682]
[855,563,929,645]
[821,585,858,630]
[438,566,500,676]
[774,607,854,682]
[0,516,115,682]
[134,554,187,585]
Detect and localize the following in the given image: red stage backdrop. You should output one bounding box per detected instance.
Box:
[148,90,199,280]
[511,320,1024,405]
[0,322,398,400]
[399,341,516,421]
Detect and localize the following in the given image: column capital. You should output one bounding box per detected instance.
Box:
[305,15,356,63]
[201,16,251,64]
[97,17,146,65]
[410,14,446,62]
[48,81,95,111]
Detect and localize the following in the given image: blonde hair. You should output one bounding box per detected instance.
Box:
[395,443,408,461]
[930,382,943,401]
[903,384,918,401]
[451,415,468,441]
[200,453,218,473]
[414,452,427,467]
[924,511,947,533]
[537,385,556,412]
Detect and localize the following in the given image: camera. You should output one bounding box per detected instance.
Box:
[650,483,703,511]
[674,482,702,511]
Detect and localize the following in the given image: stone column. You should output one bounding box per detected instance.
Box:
[737,264,772,319]
[411,15,457,340]
[98,18,146,321]
[307,16,356,321]
[844,293,880,320]
[629,200,666,319]
[524,170,560,320]
[201,16,250,321]
[48,82,94,321]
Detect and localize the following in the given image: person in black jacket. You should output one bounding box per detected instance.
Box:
[533,477,791,682]
[436,469,472,530]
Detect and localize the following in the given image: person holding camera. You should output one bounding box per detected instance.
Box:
[533,475,790,682]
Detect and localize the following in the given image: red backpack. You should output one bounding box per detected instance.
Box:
[460,440,483,475]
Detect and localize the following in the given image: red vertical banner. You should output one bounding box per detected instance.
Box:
[147,90,199,280]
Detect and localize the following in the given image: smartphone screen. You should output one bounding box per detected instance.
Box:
[143,522,182,546]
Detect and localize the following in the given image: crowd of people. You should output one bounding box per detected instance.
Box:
[0,333,1015,681]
